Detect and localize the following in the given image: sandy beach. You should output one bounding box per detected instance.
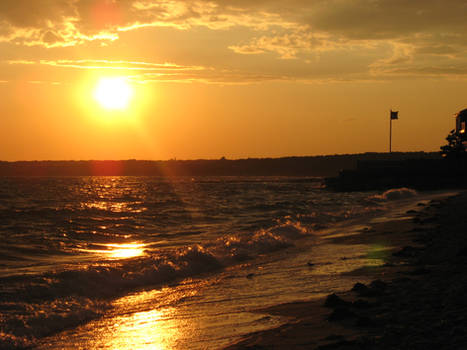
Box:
[226,191,467,350]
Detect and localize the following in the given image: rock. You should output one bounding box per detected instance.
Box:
[324,293,351,308]
[369,279,387,291]
[351,281,385,297]
[328,306,356,321]
[393,246,419,258]
[409,267,431,275]
[351,282,370,294]
[422,216,438,223]
[316,339,358,350]
[353,299,372,309]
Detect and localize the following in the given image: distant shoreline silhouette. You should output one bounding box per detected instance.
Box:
[0,152,440,177]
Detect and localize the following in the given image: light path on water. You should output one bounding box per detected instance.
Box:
[36,190,453,350]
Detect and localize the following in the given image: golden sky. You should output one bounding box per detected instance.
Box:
[1,0,466,160]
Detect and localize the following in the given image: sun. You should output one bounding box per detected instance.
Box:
[94,77,133,110]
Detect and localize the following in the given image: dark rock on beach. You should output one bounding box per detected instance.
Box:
[351,281,386,297]
[328,307,356,321]
[392,245,420,258]
[324,294,351,308]
[352,299,372,309]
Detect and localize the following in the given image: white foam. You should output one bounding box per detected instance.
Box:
[370,187,418,201]
[0,297,105,350]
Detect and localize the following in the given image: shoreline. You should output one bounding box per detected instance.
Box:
[225,191,465,349]
[0,153,438,177]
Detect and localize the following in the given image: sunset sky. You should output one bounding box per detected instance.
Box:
[1,0,466,161]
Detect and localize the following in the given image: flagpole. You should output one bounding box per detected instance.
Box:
[389,110,392,153]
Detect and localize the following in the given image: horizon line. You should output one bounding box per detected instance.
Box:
[0,151,438,163]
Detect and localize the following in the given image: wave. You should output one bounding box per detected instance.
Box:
[0,297,106,350]
[2,221,312,300]
[0,183,422,348]
[215,221,308,261]
[0,221,313,349]
[0,197,386,349]
[370,187,418,201]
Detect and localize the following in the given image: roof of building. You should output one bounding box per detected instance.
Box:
[456,109,467,118]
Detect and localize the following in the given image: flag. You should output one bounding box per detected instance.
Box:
[390,110,398,120]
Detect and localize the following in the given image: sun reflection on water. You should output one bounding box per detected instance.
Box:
[89,307,179,350]
[79,287,197,350]
[81,242,146,259]
[82,201,145,213]
[105,243,146,258]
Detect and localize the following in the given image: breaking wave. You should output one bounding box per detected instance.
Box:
[369,187,418,201]
[0,221,311,349]
[0,177,427,349]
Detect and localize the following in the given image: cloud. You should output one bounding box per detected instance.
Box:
[5,58,300,84]
[136,69,289,85]
[27,80,62,85]
[0,0,122,47]
[1,1,466,46]
[1,1,467,81]
[369,38,467,78]
[0,1,222,46]
[7,58,205,70]
[0,0,74,28]
[38,59,205,71]
[0,0,301,47]
[305,0,467,39]
[229,29,335,59]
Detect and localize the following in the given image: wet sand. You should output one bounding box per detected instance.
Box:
[226,192,467,349]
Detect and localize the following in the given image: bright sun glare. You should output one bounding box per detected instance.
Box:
[94,77,133,110]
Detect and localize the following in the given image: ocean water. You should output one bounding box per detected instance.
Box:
[0,176,440,349]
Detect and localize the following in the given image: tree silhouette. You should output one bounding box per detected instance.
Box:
[440,129,466,158]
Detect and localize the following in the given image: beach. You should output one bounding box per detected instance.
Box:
[226,191,467,349]
[0,178,460,350]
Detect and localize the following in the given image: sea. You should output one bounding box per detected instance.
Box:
[0,176,450,349]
